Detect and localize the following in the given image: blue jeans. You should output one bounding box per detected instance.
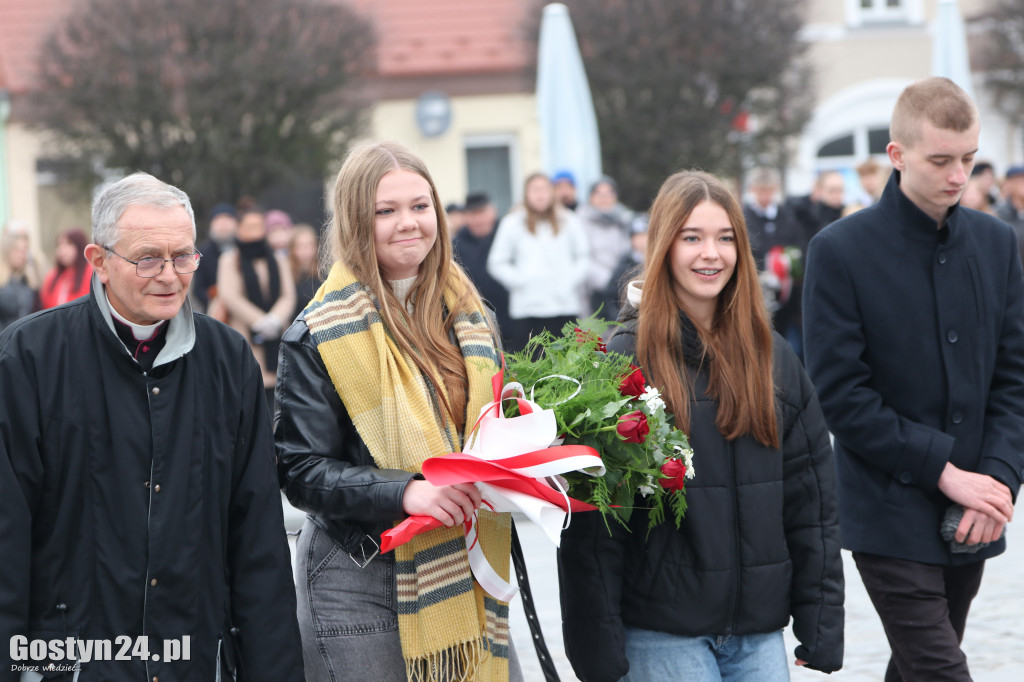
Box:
[620,626,790,682]
[295,517,523,681]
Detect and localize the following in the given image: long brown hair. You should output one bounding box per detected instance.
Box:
[635,170,778,448]
[523,172,560,236]
[324,141,481,433]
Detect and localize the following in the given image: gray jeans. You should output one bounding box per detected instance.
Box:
[295,517,523,682]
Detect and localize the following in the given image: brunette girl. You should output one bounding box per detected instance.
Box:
[558,170,844,681]
[39,228,92,309]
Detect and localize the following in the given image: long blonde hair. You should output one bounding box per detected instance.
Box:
[635,170,778,448]
[523,172,560,236]
[0,230,42,289]
[324,141,481,432]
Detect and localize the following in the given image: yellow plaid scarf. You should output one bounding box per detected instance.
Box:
[305,262,511,682]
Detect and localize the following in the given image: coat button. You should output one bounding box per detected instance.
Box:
[899,471,912,484]
[144,481,150,489]
[154,484,161,493]
[151,386,160,396]
[938,253,947,264]
[150,578,158,587]
[947,330,958,343]
[952,412,963,424]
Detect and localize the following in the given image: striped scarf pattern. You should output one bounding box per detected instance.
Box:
[305,262,510,682]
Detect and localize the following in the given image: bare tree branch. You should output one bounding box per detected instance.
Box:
[30,0,375,216]
[526,0,814,208]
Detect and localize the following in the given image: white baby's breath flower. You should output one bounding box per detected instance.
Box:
[640,386,666,411]
[638,474,657,497]
[674,445,696,478]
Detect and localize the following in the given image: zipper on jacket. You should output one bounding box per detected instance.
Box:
[727,438,742,634]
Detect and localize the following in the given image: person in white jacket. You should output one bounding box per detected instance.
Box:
[487,172,589,351]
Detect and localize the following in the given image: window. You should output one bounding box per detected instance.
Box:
[846,0,922,26]
[818,135,855,158]
[464,135,519,219]
[867,127,891,155]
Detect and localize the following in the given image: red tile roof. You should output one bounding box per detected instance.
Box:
[0,0,534,94]
[0,0,73,93]
[344,0,531,76]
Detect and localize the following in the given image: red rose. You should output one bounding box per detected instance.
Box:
[659,458,687,491]
[616,410,649,443]
[618,364,646,397]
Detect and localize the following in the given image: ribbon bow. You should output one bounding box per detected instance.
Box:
[380,370,603,600]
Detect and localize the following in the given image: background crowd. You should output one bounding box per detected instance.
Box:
[6,156,1024,369]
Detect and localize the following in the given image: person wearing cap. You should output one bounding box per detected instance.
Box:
[191,201,238,313]
[445,202,467,234]
[996,164,1024,265]
[552,170,578,211]
[451,192,511,344]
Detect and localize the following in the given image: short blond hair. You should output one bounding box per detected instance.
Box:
[890,77,977,147]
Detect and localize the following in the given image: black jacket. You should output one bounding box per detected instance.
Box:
[452,227,510,341]
[558,312,844,681]
[0,282,303,682]
[804,170,1024,565]
[274,317,420,556]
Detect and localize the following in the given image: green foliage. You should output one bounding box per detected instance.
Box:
[504,318,694,534]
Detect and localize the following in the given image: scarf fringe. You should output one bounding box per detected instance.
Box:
[406,638,488,682]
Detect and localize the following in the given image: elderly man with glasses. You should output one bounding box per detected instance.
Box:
[0,173,303,682]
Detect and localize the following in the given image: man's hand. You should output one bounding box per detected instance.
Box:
[938,462,1014,524]
[957,507,1007,545]
[402,480,481,527]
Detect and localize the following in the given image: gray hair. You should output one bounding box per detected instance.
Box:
[91,172,196,247]
[747,167,781,190]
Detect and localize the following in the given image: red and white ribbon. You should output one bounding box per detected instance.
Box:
[380,372,603,600]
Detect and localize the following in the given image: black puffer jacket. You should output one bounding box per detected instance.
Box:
[274,316,419,556]
[558,309,844,680]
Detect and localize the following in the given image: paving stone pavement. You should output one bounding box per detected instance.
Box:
[283,499,1022,681]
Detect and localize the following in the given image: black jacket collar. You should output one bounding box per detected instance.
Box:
[881,169,961,245]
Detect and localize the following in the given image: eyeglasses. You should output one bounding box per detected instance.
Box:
[104,246,202,278]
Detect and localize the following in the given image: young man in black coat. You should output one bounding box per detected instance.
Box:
[804,77,1023,682]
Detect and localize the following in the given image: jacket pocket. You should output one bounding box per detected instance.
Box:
[304,523,397,636]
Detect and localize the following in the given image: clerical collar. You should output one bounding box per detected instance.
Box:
[105,290,167,341]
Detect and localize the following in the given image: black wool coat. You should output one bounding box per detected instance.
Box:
[803,170,1024,565]
[557,311,844,681]
[0,284,303,682]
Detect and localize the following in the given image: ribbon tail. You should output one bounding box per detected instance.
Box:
[464,510,519,601]
[380,515,444,553]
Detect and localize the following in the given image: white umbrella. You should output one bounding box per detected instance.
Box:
[536,3,602,198]
[932,0,976,101]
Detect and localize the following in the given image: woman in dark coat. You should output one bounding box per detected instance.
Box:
[558,170,844,681]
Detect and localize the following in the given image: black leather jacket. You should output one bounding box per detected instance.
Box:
[274,316,420,557]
